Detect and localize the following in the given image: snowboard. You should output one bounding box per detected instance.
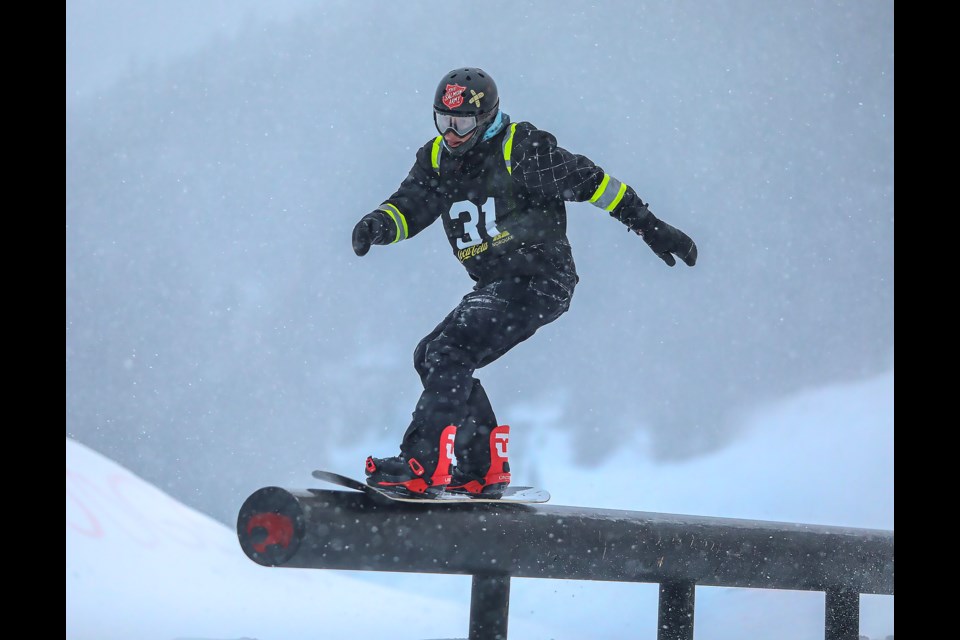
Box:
[312,469,550,504]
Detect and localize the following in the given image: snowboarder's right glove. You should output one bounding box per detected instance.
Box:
[352,211,394,257]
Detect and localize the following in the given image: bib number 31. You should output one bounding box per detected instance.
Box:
[450,198,500,249]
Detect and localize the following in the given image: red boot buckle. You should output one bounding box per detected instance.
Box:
[408,458,425,476]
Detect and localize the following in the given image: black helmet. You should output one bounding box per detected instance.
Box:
[433,67,500,155]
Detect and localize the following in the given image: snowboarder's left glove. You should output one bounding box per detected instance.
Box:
[638,218,697,267]
[352,211,393,257]
[627,205,697,267]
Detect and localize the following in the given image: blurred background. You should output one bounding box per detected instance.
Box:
[66,0,894,526]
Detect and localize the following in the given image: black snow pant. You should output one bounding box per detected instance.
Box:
[401,273,576,476]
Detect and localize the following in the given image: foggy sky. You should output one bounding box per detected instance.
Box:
[66,1,894,524]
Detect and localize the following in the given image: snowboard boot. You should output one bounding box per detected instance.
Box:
[365,425,457,498]
[448,424,511,498]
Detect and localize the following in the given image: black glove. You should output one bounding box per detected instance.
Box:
[637,218,697,267]
[352,212,391,257]
[627,206,697,267]
[617,202,697,267]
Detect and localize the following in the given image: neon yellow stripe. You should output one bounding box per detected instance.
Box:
[378,208,401,243]
[385,204,409,240]
[431,136,442,173]
[503,123,518,174]
[589,175,611,203]
[378,203,408,243]
[605,182,627,211]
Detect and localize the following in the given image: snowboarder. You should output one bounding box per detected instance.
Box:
[353,67,697,498]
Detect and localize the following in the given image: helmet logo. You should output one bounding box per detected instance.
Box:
[468,90,485,108]
[442,83,467,109]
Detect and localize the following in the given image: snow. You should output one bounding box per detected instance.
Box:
[67,368,893,640]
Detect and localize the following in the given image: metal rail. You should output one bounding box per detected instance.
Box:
[237,487,894,640]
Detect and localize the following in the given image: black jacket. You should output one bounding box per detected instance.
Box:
[371,114,658,288]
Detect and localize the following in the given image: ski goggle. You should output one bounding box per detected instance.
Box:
[434,111,479,136]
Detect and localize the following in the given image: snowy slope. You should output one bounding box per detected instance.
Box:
[67,367,893,639]
[66,438,547,640]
